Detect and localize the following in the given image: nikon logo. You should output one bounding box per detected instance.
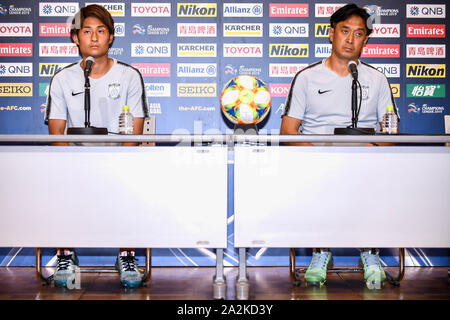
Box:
[177,83,216,97]
[0,83,32,96]
[270,44,308,57]
[406,64,445,78]
[177,3,216,17]
[315,23,330,37]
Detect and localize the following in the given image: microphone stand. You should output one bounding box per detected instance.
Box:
[334,67,374,135]
[67,61,108,135]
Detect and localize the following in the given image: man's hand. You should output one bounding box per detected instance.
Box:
[48,119,69,146]
[280,116,313,146]
[123,117,144,146]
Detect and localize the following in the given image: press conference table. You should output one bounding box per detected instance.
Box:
[0,134,449,300]
[233,136,450,299]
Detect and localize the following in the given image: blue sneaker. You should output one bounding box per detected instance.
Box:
[305,249,333,286]
[115,251,142,288]
[54,249,79,288]
[360,249,386,290]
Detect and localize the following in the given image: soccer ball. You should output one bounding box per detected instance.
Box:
[221,75,271,125]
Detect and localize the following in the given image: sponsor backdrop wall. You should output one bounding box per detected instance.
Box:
[0,1,448,267]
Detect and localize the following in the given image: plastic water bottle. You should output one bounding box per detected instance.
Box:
[118,105,134,134]
[382,105,398,134]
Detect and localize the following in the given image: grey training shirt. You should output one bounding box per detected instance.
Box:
[282,59,397,134]
[45,59,148,134]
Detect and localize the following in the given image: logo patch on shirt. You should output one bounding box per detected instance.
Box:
[361,85,369,100]
[318,89,331,94]
[108,83,121,99]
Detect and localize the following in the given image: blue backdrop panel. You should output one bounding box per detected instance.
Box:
[0,0,448,267]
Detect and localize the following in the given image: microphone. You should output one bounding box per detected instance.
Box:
[84,56,95,78]
[348,60,358,80]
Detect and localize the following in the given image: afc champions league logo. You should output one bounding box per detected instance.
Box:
[108,83,121,99]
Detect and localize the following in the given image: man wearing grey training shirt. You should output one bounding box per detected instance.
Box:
[280,4,398,289]
[45,5,148,289]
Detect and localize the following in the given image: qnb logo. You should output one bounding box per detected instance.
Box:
[409,6,420,16]
[406,4,446,18]
[272,25,282,35]
[408,103,420,113]
[0,65,6,74]
[134,45,144,55]
[133,24,146,35]
[42,4,52,14]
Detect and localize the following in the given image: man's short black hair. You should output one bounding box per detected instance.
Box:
[330,3,372,36]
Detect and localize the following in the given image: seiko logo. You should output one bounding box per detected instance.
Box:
[223,3,263,17]
[177,23,217,37]
[0,23,32,37]
[131,3,171,17]
[407,24,445,38]
[0,63,32,77]
[407,45,446,58]
[270,23,308,37]
[270,44,308,57]
[0,83,33,96]
[177,3,216,17]
[177,83,216,97]
[223,44,263,57]
[407,64,446,78]
[39,2,79,16]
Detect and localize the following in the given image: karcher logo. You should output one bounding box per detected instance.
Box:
[177,3,216,17]
[0,83,32,96]
[270,44,308,57]
[177,83,216,97]
[406,64,445,78]
[315,23,330,37]
[39,63,69,77]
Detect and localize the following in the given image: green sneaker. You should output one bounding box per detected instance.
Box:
[360,249,386,290]
[54,249,79,288]
[305,249,332,286]
[115,250,142,288]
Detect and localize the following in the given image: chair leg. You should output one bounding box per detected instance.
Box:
[385,248,405,286]
[141,248,151,283]
[35,248,52,285]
